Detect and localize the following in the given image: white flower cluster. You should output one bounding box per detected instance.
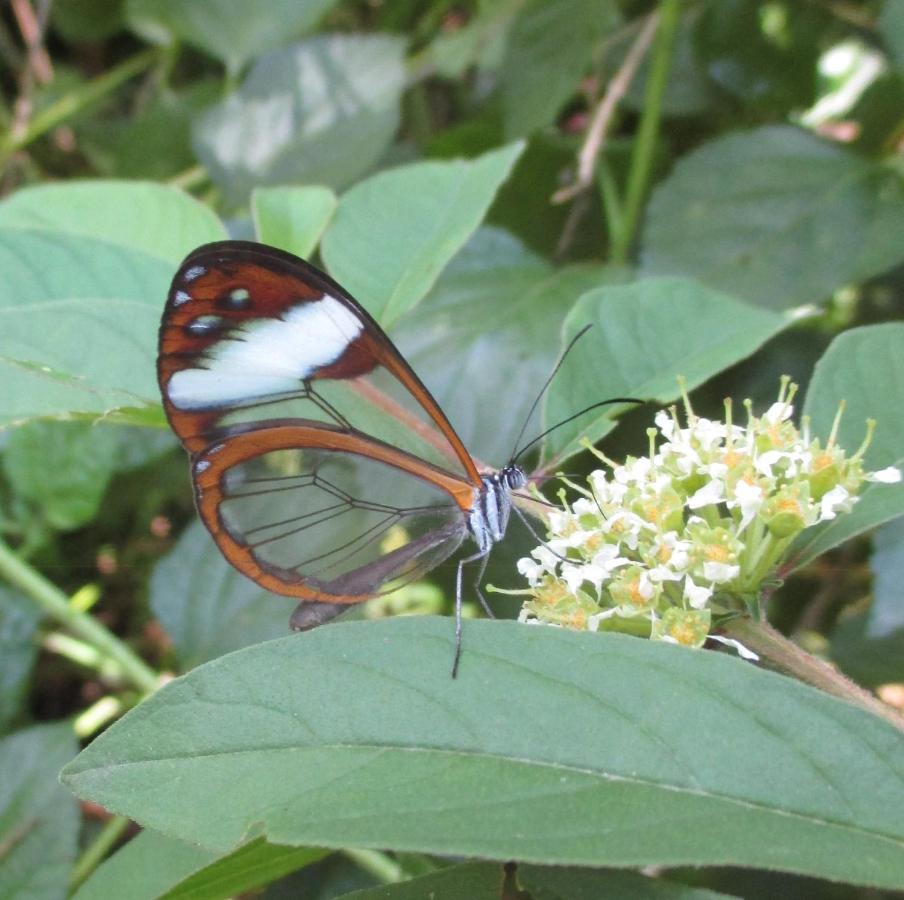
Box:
[516,378,901,650]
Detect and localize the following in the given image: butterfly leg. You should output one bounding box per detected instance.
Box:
[452,548,490,679]
[471,551,494,619]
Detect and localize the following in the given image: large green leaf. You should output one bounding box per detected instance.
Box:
[641,126,904,308]
[500,0,620,138]
[150,520,295,670]
[0,722,79,900]
[194,36,406,203]
[126,0,339,74]
[0,589,41,734]
[76,82,221,182]
[3,421,125,530]
[0,182,225,264]
[541,278,793,468]
[63,619,904,889]
[321,143,525,325]
[2,421,172,531]
[75,830,324,900]
[252,185,337,258]
[395,227,627,466]
[429,0,518,78]
[790,324,904,570]
[0,229,166,424]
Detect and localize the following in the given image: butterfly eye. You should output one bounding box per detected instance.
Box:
[185,314,225,337]
[220,287,252,311]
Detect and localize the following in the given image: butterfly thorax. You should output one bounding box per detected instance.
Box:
[468,464,526,553]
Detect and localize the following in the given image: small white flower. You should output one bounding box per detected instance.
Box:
[591,543,631,574]
[754,449,784,478]
[648,565,682,583]
[654,409,676,439]
[561,563,593,593]
[683,576,713,609]
[764,401,793,424]
[867,466,902,484]
[687,479,725,509]
[572,497,600,517]
[703,561,740,583]
[691,417,729,450]
[588,608,619,630]
[708,634,760,660]
[728,478,764,533]
[818,484,852,521]
[516,557,544,586]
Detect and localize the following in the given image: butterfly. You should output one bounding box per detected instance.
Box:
[157,241,548,674]
[158,240,631,675]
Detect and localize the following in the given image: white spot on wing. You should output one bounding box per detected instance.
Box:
[173,290,191,306]
[183,265,206,282]
[167,295,363,410]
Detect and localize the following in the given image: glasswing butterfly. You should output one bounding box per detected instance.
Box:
[158,240,629,675]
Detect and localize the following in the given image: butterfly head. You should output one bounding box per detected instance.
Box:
[500,464,527,492]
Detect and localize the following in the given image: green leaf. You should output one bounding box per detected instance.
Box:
[0,722,79,900]
[429,1,517,78]
[193,36,407,203]
[542,278,792,468]
[77,82,221,182]
[126,0,340,74]
[500,0,620,138]
[62,619,904,889]
[518,865,732,899]
[0,182,225,265]
[150,520,294,670]
[395,227,628,465]
[1,422,171,532]
[791,324,904,569]
[321,143,525,325]
[641,126,904,308]
[868,517,904,637]
[3,421,124,530]
[0,230,167,423]
[252,185,337,258]
[696,1,822,113]
[0,589,41,734]
[75,831,324,900]
[880,0,904,67]
[341,862,503,899]
[831,613,904,689]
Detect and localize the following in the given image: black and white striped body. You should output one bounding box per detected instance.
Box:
[467,465,528,554]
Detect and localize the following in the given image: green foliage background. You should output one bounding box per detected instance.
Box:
[1,0,903,897]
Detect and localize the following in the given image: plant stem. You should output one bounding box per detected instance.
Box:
[0,46,160,166]
[69,815,131,890]
[609,0,681,264]
[722,615,904,732]
[0,539,159,694]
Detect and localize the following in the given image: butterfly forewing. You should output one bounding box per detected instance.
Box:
[158,241,481,485]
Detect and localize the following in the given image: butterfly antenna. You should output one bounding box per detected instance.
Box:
[513,396,643,463]
[507,324,594,464]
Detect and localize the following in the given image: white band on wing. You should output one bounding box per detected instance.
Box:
[168,296,363,410]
